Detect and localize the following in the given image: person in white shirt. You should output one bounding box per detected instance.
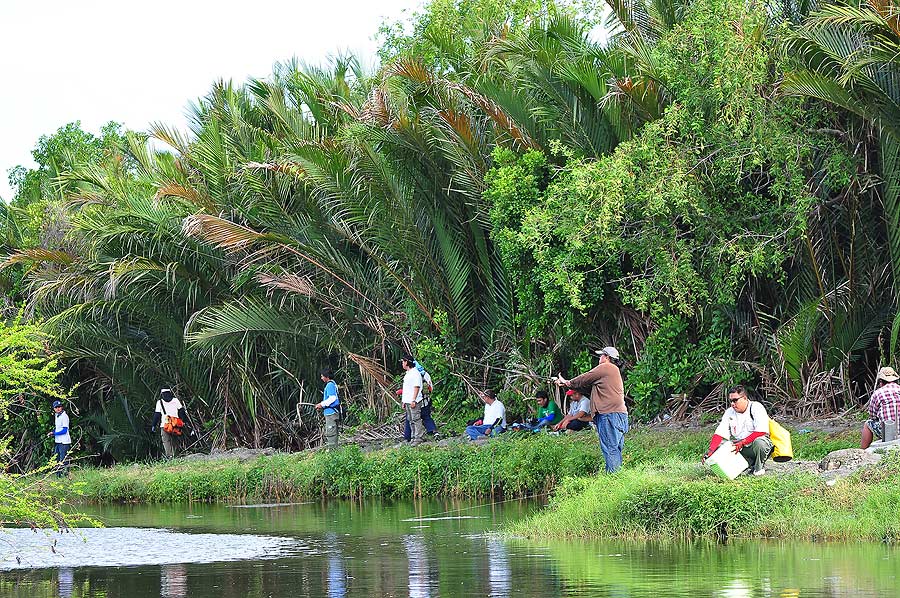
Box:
[553,389,592,432]
[465,389,506,440]
[151,388,187,458]
[401,354,425,446]
[703,385,773,475]
[46,400,71,477]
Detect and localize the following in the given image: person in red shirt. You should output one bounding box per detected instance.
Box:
[861,367,900,448]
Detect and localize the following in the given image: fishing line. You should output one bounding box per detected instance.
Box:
[415,491,552,520]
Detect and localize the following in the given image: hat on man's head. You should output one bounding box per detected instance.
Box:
[482,389,496,400]
[877,366,900,382]
[400,353,414,364]
[565,389,577,396]
[52,400,62,408]
[594,346,620,360]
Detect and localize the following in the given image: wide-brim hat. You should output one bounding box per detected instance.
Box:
[877,366,900,382]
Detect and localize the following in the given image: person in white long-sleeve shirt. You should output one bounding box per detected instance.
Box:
[46,400,71,477]
[465,390,506,440]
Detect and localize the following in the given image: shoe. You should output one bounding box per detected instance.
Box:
[752,468,766,476]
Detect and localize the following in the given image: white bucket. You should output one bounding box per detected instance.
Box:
[706,441,749,480]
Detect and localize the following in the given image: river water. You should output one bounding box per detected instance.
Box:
[0,499,897,597]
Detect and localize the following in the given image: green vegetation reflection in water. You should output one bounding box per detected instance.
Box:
[1,500,899,597]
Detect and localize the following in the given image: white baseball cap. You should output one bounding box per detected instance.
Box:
[594,346,620,360]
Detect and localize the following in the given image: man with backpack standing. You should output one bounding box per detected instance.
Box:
[402,360,439,441]
[401,354,425,446]
[151,388,187,459]
[316,368,341,450]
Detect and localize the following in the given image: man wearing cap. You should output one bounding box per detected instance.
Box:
[553,389,592,432]
[403,360,439,441]
[861,366,900,449]
[465,389,507,440]
[46,400,71,478]
[401,354,425,446]
[703,385,772,475]
[316,368,341,449]
[557,347,629,473]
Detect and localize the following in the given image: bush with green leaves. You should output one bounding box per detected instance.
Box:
[484,0,855,415]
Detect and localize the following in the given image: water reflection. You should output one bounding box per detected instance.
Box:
[0,500,897,598]
[487,537,511,598]
[57,567,73,598]
[404,535,432,598]
[325,532,347,598]
[161,563,188,598]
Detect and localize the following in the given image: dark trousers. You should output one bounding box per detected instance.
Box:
[404,402,438,441]
[54,443,70,477]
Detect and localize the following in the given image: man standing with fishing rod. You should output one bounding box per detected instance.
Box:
[556,347,629,473]
[315,368,341,450]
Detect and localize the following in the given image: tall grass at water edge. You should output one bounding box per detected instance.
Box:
[510,451,900,543]
[63,426,858,505]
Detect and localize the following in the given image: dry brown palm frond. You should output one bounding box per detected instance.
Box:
[384,57,434,86]
[256,272,316,297]
[1,249,77,270]
[156,182,216,211]
[448,82,539,150]
[182,214,266,255]
[348,352,398,419]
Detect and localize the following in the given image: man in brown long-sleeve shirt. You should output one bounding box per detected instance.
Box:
[557,346,629,472]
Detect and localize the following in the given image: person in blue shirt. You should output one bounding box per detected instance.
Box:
[46,400,71,477]
[316,368,340,449]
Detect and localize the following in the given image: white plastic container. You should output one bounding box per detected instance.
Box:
[706,441,749,480]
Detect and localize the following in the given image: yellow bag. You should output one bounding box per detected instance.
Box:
[769,418,793,462]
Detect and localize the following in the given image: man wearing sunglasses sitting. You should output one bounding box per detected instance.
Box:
[703,385,773,476]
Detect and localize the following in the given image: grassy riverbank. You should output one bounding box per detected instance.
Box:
[511,451,900,543]
[68,434,599,502]
[65,426,856,504]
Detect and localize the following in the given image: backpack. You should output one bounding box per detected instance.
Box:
[750,403,793,462]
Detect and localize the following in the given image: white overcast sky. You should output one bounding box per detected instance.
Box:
[0,0,419,201]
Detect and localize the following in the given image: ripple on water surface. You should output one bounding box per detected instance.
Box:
[0,527,307,570]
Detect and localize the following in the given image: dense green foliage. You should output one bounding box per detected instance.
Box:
[2,0,899,461]
[0,316,92,531]
[512,451,900,541]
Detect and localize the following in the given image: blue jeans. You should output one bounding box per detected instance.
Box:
[54,443,70,477]
[404,402,438,441]
[526,418,553,432]
[465,424,493,440]
[593,412,629,473]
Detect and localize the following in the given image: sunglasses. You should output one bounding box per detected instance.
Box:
[729,397,742,403]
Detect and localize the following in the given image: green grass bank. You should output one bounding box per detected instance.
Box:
[511,451,900,543]
[65,426,856,504]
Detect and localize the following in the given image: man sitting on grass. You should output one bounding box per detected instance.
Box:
[553,389,592,432]
[465,390,506,440]
[511,390,561,433]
